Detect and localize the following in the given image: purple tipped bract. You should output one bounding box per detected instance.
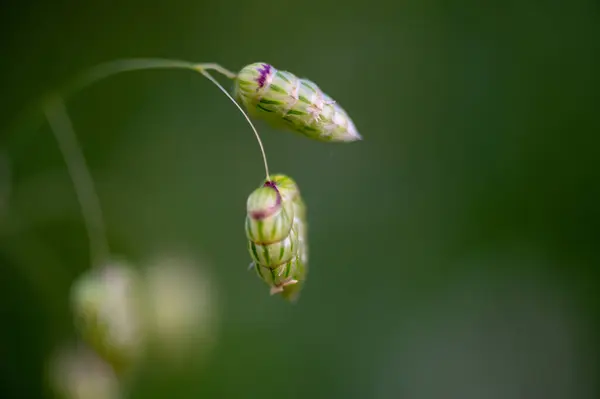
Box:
[263,180,278,190]
[249,181,281,220]
[256,63,272,88]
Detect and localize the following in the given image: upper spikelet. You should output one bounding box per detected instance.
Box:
[234,62,362,143]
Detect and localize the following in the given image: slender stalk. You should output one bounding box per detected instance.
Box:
[60,58,270,179]
[195,67,270,179]
[43,96,110,266]
[40,58,271,268]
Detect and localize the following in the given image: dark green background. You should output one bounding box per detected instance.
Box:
[1,0,598,398]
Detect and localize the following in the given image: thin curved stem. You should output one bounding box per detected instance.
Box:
[63,58,198,98]
[195,68,270,180]
[59,57,270,180]
[39,57,271,268]
[43,96,110,266]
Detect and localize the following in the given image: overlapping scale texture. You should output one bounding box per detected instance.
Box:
[245,174,308,302]
[234,62,362,143]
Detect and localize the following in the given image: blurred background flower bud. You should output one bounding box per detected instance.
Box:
[141,251,219,368]
[47,341,122,399]
[70,258,146,375]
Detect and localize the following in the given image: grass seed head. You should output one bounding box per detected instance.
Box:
[246,174,309,302]
[70,260,146,374]
[235,62,362,143]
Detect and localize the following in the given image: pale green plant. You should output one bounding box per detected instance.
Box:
[40,58,361,303]
[31,58,362,388]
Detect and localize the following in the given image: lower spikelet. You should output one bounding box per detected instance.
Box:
[234,62,362,143]
[245,174,308,302]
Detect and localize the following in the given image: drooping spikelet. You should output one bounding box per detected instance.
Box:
[234,63,362,143]
[245,174,308,302]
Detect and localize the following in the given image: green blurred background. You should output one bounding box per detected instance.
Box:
[1,0,599,398]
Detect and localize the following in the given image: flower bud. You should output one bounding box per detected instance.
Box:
[70,259,145,374]
[245,174,309,302]
[234,62,362,143]
[142,253,218,367]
